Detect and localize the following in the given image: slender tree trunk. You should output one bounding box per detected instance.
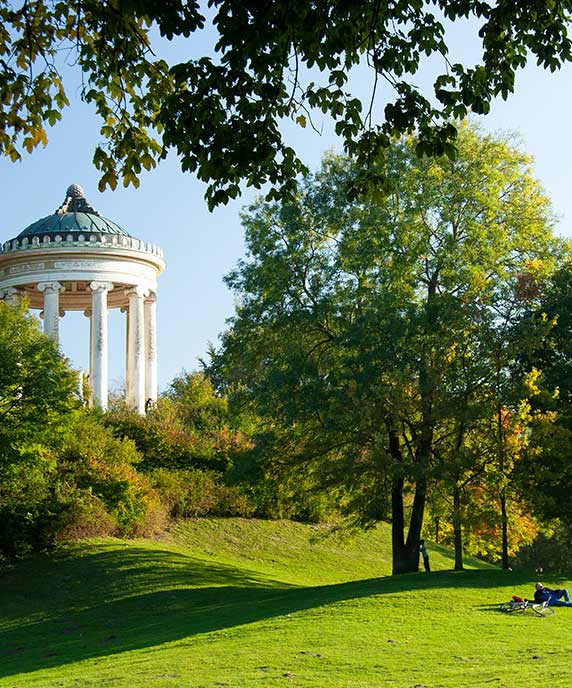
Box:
[404,476,427,570]
[453,482,464,570]
[497,387,510,570]
[500,492,509,570]
[435,516,440,545]
[388,425,407,574]
[391,475,407,574]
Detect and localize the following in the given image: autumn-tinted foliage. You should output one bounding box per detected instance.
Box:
[105,372,252,473]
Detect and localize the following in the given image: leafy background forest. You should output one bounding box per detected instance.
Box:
[3,125,572,576]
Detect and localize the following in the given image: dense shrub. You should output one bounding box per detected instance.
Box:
[55,413,160,537]
[104,396,248,473]
[149,467,253,518]
[222,429,341,523]
[52,491,118,541]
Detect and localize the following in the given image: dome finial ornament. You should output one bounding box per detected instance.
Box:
[66,183,85,199]
[55,183,100,216]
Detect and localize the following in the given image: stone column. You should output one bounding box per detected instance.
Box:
[144,292,158,407]
[84,309,93,407]
[37,281,63,342]
[121,304,130,401]
[0,287,25,305]
[125,286,148,414]
[90,282,114,410]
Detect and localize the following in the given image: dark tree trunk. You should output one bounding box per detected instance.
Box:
[402,476,427,573]
[500,492,509,570]
[389,426,407,574]
[388,424,427,575]
[453,483,464,571]
[391,475,407,574]
[391,474,427,574]
[388,275,434,576]
[497,394,510,570]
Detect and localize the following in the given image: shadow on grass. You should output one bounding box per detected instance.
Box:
[0,542,526,679]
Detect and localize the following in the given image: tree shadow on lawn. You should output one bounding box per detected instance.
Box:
[0,544,529,679]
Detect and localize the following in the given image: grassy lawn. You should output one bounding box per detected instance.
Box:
[1,518,571,687]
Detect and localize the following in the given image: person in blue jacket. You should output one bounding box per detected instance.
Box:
[419,539,430,572]
[534,582,572,607]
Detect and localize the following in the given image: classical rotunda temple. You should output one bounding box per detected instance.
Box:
[0,184,165,413]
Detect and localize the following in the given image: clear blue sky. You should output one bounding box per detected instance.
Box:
[1,20,572,392]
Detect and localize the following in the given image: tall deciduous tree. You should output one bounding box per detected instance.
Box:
[2,1,572,208]
[210,124,562,574]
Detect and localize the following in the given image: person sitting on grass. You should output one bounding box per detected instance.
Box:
[534,582,572,607]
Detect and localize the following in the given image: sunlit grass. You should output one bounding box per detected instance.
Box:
[1,519,571,687]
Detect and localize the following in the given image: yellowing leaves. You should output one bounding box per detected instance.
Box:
[523,256,544,276]
[122,171,141,188]
[517,398,532,422]
[22,127,48,153]
[98,170,118,192]
[444,342,457,364]
[523,367,542,396]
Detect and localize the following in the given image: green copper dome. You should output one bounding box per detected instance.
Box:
[16,184,131,239]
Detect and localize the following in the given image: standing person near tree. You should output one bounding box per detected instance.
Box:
[420,540,431,572]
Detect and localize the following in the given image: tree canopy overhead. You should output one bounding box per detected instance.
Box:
[2,0,572,208]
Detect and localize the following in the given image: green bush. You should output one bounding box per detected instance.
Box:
[105,373,255,474]
[52,491,118,541]
[149,467,253,518]
[55,413,160,537]
[0,443,63,556]
[104,399,234,472]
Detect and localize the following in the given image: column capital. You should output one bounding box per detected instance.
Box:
[90,281,114,294]
[145,290,157,304]
[37,281,63,294]
[39,281,62,343]
[125,285,149,299]
[0,287,25,303]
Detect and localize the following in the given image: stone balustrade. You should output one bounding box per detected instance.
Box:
[1,233,164,258]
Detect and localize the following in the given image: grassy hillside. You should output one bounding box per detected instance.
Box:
[1,519,571,687]
[170,518,491,584]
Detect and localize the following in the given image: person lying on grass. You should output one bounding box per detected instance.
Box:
[534,582,572,607]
